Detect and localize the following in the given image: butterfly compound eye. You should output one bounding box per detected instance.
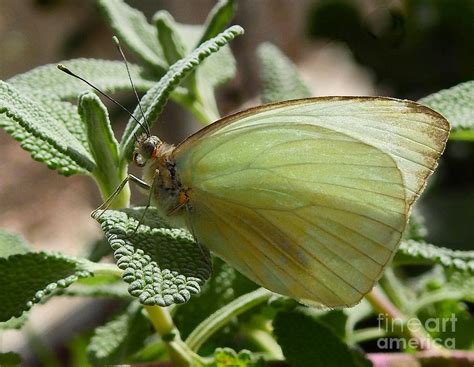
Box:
[133,152,146,167]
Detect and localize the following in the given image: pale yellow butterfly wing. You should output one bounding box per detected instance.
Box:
[172,97,449,307]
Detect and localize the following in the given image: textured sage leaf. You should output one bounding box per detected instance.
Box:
[419,80,474,134]
[192,0,237,90]
[97,0,168,73]
[257,43,312,103]
[177,23,237,89]
[95,208,212,307]
[197,0,236,46]
[0,81,95,174]
[1,85,91,176]
[0,352,21,366]
[0,252,92,321]
[78,92,125,199]
[395,240,474,273]
[274,309,370,367]
[8,59,154,101]
[60,273,129,299]
[119,25,244,160]
[154,11,187,65]
[0,230,31,258]
[87,302,151,365]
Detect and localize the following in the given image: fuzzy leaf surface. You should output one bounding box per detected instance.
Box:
[419,80,474,134]
[154,11,187,65]
[95,208,212,307]
[0,230,31,258]
[97,0,167,72]
[395,240,474,273]
[8,59,154,100]
[0,252,92,321]
[87,302,151,365]
[257,43,311,103]
[197,0,236,46]
[0,81,95,174]
[78,92,125,198]
[60,273,129,299]
[119,25,244,160]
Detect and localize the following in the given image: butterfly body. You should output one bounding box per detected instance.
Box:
[134,97,450,307]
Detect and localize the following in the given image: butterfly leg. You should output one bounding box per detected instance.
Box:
[167,189,190,216]
[133,170,158,232]
[92,174,150,219]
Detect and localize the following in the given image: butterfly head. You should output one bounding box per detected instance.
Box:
[133,134,162,167]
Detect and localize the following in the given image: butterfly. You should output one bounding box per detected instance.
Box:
[132,97,450,308]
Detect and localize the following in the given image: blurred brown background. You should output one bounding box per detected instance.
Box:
[0,0,473,363]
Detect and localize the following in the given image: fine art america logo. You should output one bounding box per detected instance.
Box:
[377,313,458,350]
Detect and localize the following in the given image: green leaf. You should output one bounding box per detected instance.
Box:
[0,352,21,366]
[154,11,187,65]
[273,309,371,367]
[197,0,236,46]
[97,0,167,73]
[119,25,244,160]
[419,80,474,140]
[83,238,112,262]
[78,92,128,204]
[176,23,237,89]
[0,313,28,330]
[312,309,348,339]
[0,252,92,321]
[87,302,151,365]
[257,43,312,103]
[207,348,264,367]
[1,87,90,177]
[95,208,212,307]
[60,273,129,299]
[8,59,154,101]
[0,81,95,174]
[395,240,474,273]
[0,230,31,258]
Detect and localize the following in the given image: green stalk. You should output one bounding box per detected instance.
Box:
[365,287,445,352]
[186,288,273,352]
[379,267,410,311]
[347,327,387,345]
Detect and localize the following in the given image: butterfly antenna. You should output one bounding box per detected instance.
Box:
[113,36,151,137]
[57,64,148,138]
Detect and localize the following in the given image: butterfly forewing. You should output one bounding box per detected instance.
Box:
[171,97,449,307]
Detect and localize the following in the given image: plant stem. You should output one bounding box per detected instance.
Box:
[365,287,445,352]
[409,289,468,315]
[244,328,284,360]
[347,327,387,345]
[379,267,409,311]
[186,288,273,352]
[449,129,474,141]
[145,306,202,367]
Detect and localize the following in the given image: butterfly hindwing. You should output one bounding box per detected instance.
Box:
[172,97,449,306]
